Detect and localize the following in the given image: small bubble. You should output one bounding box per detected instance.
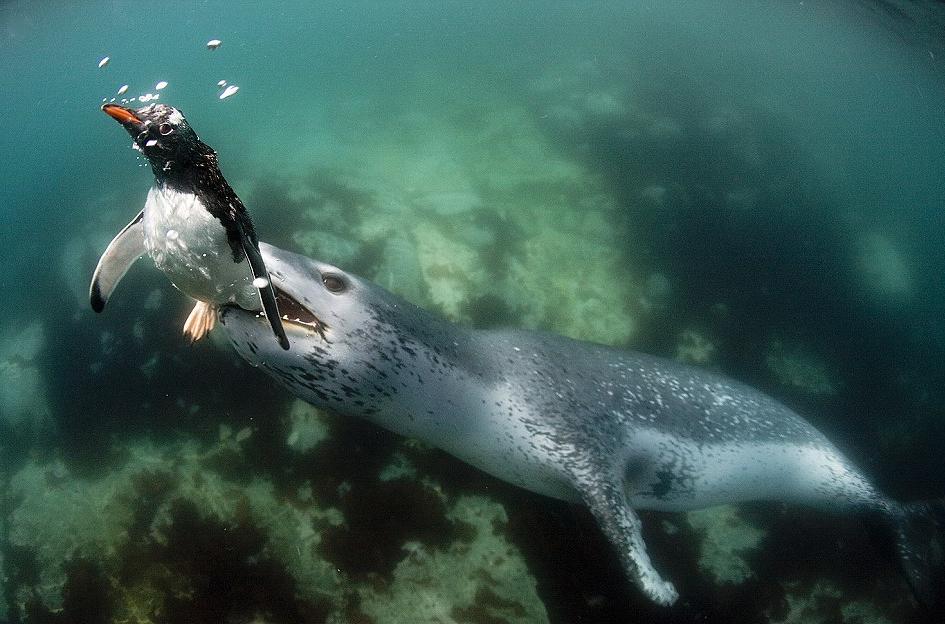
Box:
[117,84,129,95]
[98,56,110,68]
[207,39,222,50]
[217,79,227,87]
[166,229,179,241]
[219,85,239,100]
[155,80,168,90]
[145,139,157,147]
[252,277,269,289]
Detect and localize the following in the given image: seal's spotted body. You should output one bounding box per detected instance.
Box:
[220,243,940,607]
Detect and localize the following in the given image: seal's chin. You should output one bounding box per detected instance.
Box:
[224,287,328,339]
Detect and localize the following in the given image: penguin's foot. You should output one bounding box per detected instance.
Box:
[183,301,217,343]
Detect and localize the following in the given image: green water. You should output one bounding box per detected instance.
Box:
[1,1,944,622]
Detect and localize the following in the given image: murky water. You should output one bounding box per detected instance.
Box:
[1,1,944,622]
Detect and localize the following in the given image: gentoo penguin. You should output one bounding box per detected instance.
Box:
[91,103,289,349]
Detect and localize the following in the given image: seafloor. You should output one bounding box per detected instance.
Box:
[2,4,945,623]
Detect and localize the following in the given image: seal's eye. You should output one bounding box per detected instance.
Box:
[158,123,173,136]
[322,274,345,293]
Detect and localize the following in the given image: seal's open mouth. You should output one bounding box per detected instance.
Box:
[269,287,328,339]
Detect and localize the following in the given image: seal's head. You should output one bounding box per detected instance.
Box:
[102,103,212,181]
[219,242,428,412]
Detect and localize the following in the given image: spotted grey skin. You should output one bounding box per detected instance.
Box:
[219,242,940,607]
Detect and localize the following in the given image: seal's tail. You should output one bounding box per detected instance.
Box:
[888,499,945,608]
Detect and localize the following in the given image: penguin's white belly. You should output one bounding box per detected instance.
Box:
[142,185,258,309]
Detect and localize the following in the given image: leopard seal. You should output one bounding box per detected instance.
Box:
[218,242,943,607]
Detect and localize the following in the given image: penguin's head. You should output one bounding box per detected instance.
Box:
[102,103,212,178]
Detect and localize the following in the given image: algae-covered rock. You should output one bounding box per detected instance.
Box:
[855,232,912,303]
[674,328,718,366]
[4,437,344,620]
[8,457,138,612]
[765,339,837,396]
[270,89,647,344]
[685,505,765,585]
[413,222,488,322]
[771,580,895,624]
[0,321,53,441]
[3,425,547,623]
[502,196,641,345]
[285,399,331,453]
[357,496,548,624]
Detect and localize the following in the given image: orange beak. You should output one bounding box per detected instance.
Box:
[102,104,141,125]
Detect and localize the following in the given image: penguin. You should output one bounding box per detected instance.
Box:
[91,103,289,350]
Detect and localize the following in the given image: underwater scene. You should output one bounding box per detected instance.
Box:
[2,1,945,622]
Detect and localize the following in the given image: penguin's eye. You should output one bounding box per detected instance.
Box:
[322,274,346,293]
[158,123,173,136]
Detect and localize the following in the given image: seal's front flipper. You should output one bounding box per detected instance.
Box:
[237,224,289,350]
[582,479,679,606]
[90,210,146,312]
[183,300,216,343]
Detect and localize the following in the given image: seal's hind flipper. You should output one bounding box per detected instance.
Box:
[90,210,145,312]
[582,478,679,606]
[237,224,289,350]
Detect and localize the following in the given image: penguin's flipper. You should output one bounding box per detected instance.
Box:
[580,476,679,606]
[237,229,289,350]
[90,210,146,312]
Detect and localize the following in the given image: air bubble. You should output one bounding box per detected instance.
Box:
[219,85,239,100]
[252,277,269,289]
[166,229,179,241]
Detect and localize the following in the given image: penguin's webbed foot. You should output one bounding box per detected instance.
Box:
[183,300,217,343]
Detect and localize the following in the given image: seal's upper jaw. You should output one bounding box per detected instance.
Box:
[220,267,328,338]
[272,287,328,338]
[220,286,328,344]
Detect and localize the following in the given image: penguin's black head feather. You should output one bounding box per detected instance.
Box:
[103,103,215,185]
